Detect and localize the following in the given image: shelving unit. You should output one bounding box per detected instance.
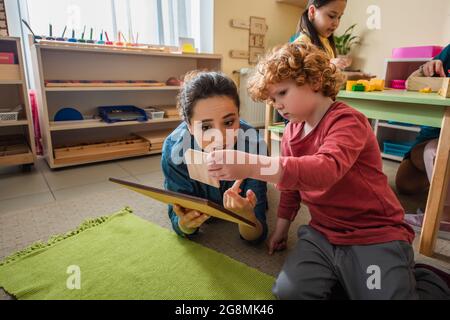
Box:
[0,37,36,169]
[31,40,222,169]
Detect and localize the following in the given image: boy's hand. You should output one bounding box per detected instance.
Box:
[267,218,291,255]
[421,60,446,77]
[207,150,255,181]
[173,204,210,233]
[223,180,257,218]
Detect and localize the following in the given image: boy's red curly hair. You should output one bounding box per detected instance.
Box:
[248,42,345,102]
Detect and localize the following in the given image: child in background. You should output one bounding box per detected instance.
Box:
[206,42,450,299]
[295,0,373,80]
[396,44,450,237]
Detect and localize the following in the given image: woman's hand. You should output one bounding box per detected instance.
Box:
[267,218,291,255]
[223,180,257,218]
[421,60,446,77]
[173,204,210,234]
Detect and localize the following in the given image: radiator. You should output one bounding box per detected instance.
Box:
[237,68,266,128]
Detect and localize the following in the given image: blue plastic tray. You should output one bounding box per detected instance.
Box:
[383,141,414,158]
[98,105,148,123]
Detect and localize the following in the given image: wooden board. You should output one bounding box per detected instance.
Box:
[0,64,21,81]
[109,178,255,227]
[54,137,150,165]
[439,78,450,98]
[185,149,220,188]
[45,81,166,88]
[407,77,446,92]
[135,129,173,144]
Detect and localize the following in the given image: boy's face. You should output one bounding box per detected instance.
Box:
[310,0,347,38]
[267,80,319,124]
[188,96,240,153]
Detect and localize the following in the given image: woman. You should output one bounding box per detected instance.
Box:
[161,71,268,243]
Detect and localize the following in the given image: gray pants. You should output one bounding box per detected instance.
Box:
[273,225,450,300]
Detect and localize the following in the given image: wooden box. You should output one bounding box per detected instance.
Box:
[0,64,21,81]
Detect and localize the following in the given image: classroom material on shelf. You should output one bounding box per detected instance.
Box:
[98,105,148,123]
[0,135,33,166]
[346,79,385,92]
[0,0,8,37]
[383,140,414,158]
[45,80,166,88]
[185,148,220,188]
[392,46,443,59]
[406,77,447,92]
[135,129,173,152]
[155,105,180,119]
[143,107,165,120]
[53,136,150,166]
[419,87,433,94]
[391,79,406,90]
[109,178,255,227]
[0,105,22,121]
[166,77,183,86]
[54,107,83,122]
[0,52,14,64]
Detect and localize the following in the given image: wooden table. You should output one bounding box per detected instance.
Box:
[265,89,450,258]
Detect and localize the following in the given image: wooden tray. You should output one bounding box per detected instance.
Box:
[54,137,150,166]
[0,135,33,166]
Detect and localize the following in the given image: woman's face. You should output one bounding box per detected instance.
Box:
[310,0,346,38]
[188,96,240,153]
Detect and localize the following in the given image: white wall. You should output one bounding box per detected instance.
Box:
[337,0,450,78]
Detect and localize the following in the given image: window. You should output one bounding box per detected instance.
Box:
[23,0,212,51]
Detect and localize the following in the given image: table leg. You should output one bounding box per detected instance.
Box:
[419,107,450,256]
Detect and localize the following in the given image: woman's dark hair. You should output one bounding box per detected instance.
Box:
[296,0,342,57]
[177,71,240,123]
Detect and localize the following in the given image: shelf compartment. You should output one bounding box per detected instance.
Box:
[49,117,181,131]
[0,135,34,166]
[53,136,151,166]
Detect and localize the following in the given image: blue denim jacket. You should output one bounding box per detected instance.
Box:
[161,120,268,244]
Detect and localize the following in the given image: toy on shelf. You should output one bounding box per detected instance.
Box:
[68,29,77,43]
[54,107,84,122]
[407,77,447,92]
[44,80,166,88]
[347,79,385,92]
[419,87,433,94]
[98,105,148,123]
[391,79,406,90]
[56,26,67,41]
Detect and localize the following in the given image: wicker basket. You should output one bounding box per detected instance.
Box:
[0,110,19,121]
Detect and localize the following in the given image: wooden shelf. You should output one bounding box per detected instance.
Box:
[276,0,307,7]
[45,86,181,92]
[0,119,29,127]
[0,37,36,167]
[49,118,181,131]
[0,80,24,85]
[377,121,421,133]
[381,152,403,162]
[37,41,222,60]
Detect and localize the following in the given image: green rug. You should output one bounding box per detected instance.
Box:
[0,208,275,300]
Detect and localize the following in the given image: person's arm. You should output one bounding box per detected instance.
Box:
[207,113,369,191]
[161,142,204,237]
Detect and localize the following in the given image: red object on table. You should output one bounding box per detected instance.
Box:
[0,52,15,64]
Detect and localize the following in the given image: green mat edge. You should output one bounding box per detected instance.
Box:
[0,207,133,267]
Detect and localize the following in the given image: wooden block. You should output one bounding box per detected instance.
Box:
[407,77,446,92]
[438,78,450,98]
[0,65,21,81]
[185,149,220,188]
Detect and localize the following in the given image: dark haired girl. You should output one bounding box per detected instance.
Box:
[161,71,268,243]
[295,0,373,80]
